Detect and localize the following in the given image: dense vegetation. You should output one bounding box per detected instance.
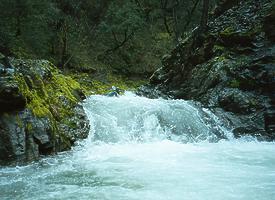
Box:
[0,0,219,76]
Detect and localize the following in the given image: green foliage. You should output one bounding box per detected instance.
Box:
[72,72,147,95]
[0,0,218,76]
[220,27,235,36]
[99,1,144,34]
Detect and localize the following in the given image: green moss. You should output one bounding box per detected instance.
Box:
[52,74,80,101]
[72,72,147,95]
[250,99,258,106]
[0,58,89,156]
[229,79,240,88]
[220,26,259,39]
[62,119,77,129]
[14,60,85,149]
[213,45,225,52]
[15,75,52,118]
[25,123,33,132]
[16,114,24,128]
[220,27,235,36]
[215,55,228,62]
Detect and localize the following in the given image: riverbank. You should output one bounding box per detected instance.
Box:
[0,55,147,165]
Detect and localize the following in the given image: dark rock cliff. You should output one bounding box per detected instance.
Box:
[140,0,275,140]
[0,57,90,165]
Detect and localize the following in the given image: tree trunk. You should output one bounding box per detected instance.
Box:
[60,21,68,68]
[160,0,172,35]
[200,0,210,32]
[182,0,200,32]
[193,0,210,49]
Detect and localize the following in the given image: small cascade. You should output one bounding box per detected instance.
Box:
[83,92,232,144]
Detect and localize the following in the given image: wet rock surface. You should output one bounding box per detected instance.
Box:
[0,57,90,165]
[140,0,275,140]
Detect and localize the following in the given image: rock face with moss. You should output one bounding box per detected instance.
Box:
[141,0,275,140]
[0,58,90,165]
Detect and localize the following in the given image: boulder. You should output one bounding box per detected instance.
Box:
[217,88,263,114]
[0,77,26,112]
[0,58,90,165]
[142,0,275,140]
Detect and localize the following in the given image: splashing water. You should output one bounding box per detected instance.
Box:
[1,92,275,200]
[84,92,232,144]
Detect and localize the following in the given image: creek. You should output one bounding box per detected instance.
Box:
[1,92,275,200]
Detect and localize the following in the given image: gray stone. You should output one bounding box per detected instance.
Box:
[140,0,275,140]
[0,58,90,165]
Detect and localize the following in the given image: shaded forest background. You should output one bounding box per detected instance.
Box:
[0,0,219,77]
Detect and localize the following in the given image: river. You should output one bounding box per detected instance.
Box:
[1,92,275,200]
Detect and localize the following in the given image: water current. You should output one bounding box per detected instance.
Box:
[1,92,275,200]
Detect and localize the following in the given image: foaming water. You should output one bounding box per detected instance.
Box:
[1,92,275,200]
[84,92,231,143]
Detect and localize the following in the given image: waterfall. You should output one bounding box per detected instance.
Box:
[83,92,232,144]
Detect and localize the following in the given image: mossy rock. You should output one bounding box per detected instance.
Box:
[0,58,90,164]
[219,26,258,47]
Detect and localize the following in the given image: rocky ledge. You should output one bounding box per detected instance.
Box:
[139,0,275,141]
[0,56,90,165]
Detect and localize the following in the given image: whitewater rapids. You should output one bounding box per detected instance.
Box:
[1,92,275,200]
